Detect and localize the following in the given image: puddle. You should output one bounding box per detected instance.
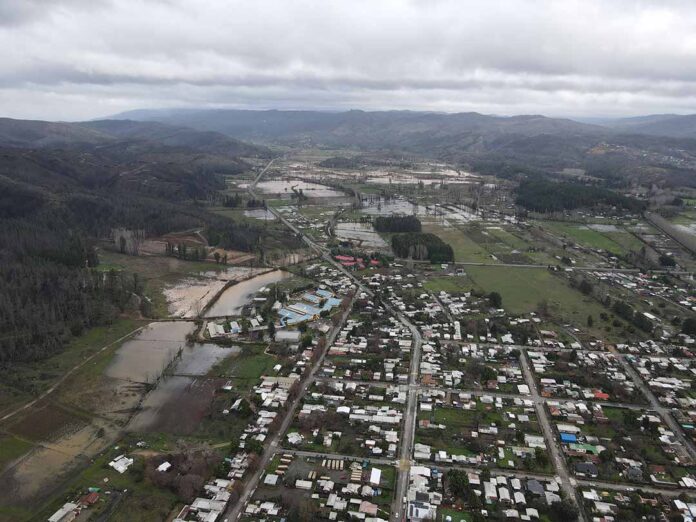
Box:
[588,224,620,232]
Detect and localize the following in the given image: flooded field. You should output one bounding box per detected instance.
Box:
[127,377,220,434]
[204,269,292,317]
[364,174,472,185]
[127,343,238,434]
[359,197,426,216]
[105,321,194,383]
[254,179,345,198]
[176,343,240,376]
[164,266,268,318]
[0,420,109,503]
[335,222,389,248]
[675,223,696,236]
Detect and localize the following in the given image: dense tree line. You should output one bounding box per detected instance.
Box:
[612,299,654,333]
[373,215,422,233]
[391,232,454,263]
[0,145,274,364]
[0,219,150,362]
[516,179,646,213]
[222,194,267,209]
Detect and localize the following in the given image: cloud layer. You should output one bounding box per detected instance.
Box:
[3,0,696,120]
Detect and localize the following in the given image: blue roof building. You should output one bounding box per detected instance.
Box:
[560,432,577,443]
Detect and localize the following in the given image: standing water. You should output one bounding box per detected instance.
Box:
[204,269,292,317]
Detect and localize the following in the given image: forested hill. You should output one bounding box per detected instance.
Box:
[111,108,696,188]
[0,120,270,365]
[110,109,603,151]
[79,119,272,158]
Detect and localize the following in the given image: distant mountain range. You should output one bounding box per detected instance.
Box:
[0,117,271,158]
[108,109,605,151]
[94,109,696,188]
[3,108,696,189]
[602,113,696,139]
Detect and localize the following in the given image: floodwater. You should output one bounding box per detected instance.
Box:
[255,179,345,198]
[359,197,427,216]
[164,267,269,318]
[204,269,292,317]
[360,167,473,185]
[127,343,239,433]
[675,224,696,237]
[105,321,194,383]
[176,343,240,375]
[359,198,478,226]
[335,222,389,248]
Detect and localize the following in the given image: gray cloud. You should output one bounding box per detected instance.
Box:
[2,0,696,120]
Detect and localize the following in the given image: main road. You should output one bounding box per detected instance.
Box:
[234,159,425,520]
[222,290,356,521]
[520,349,587,522]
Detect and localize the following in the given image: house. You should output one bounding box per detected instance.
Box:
[560,432,577,443]
[526,479,545,496]
[48,503,78,522]
[575,462,599,478]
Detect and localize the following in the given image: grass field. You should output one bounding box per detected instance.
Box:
[0,436,33,471]
[209,344,276,390]
[540,221,643,256]
[33,447,179,522]
[0,318,144,417]
[424,276,472,293]
[437,508,473,522]
[423,222,493,263]
[464,265,608,328]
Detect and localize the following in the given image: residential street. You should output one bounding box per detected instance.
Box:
[520,349,587,522]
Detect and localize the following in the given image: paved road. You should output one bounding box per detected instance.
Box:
[520,350,587,522]
[251,158,276,187]
[248,165,426,521]
[611,348,696,461]
[279,448,395,466]
[397,258,691,275]
[391,313,423,522]
[223,292,356,521]
[432,462,696,498]
[315,376,652,412]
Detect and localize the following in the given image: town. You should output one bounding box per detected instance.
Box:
[11,151,691,522]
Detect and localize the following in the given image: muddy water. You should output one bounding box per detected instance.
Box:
[105,321,194,383]
[127,343,239,433]
[165,278,228,318]
[164,267,269,318]
[176,343,240,375]
[335,222,389,248]
[255,179,344,198]
[360,198,427,216]
[204,269,291,317]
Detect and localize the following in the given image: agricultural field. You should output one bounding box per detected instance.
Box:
[539,221,645,256]
[464,265,608,327]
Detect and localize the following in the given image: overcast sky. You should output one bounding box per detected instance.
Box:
[2,0,696,121]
